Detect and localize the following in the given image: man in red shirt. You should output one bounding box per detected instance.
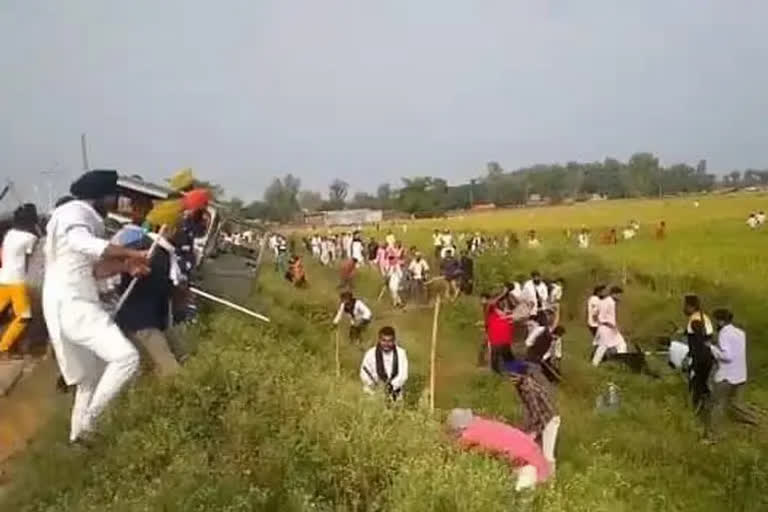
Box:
[481,291,515,374]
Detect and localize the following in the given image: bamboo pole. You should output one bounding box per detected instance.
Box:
[334,329,341,378]
[429,294,441,413]
[190,287,271,323]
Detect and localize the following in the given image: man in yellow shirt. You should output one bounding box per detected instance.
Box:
[0,205,39,358]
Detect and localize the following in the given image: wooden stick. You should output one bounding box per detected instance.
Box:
[334,329,341,378]
[112,225,167,317]
[429,294,441,413]
[190,287,271,323]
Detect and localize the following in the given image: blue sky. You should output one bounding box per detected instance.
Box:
[2,0,767,206]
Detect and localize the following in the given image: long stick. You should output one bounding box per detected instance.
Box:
[190,286,271,323]
[334,329,341,378]
[112,225,167,316]
[429,294,441,413]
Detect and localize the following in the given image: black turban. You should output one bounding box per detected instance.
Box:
[70,170,118,200]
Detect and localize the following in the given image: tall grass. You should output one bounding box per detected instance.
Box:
[4,308,519,511]
[5,194,768,511]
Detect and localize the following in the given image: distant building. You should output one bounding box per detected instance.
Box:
[471,202,496,211]
[526,194,550,206]
[304,208,383,226]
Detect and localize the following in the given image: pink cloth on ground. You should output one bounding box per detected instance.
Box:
[459,417,551,482]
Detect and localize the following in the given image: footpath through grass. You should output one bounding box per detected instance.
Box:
[256,242,768,512]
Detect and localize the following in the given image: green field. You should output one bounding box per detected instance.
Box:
[4,193,768,511]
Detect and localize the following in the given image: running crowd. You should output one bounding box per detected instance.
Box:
[267,222,761,491]
[1,176,759,494]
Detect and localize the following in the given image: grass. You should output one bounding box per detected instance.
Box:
[4,193,768,511]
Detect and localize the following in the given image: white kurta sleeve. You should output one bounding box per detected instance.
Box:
[390,347,408,390]
[333,303,345,325]
[357,300,372,321]
[65,225,109,258]
[360,349,377,392]
[524,325,546,347]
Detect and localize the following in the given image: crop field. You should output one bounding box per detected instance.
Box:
[4,193,768,511]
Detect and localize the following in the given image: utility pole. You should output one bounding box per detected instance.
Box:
[81,133,90,171]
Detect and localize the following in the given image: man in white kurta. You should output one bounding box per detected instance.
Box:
[43,171,147,443]
[591,286,628,366]
[360,326,408,401]
[522,272,549,322]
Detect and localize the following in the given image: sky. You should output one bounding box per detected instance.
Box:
[2,0,768,206]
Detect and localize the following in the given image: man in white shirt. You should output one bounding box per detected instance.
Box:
[527,230,541,248]
[577,229,590,249]
[360,326,408,401]
[547,278,564,326]
[591,286,628,366]
[586,285,606,338]
[0,204,39,357]
[333,291,373,343]
[407,252,430,303]
[746,214,758,229]
[350,234,365,264]
[440,229,453,251]
[522,271,549,320]
[43,170,149,443]
[756,211,766,225]
[705,309,758,440]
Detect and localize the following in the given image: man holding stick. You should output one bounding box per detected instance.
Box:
[359,326,409,401]
[110,200,188,376]
[43,170,149,444]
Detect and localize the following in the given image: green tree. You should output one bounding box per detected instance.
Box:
[263,174,301,222]
[298,190,323,212]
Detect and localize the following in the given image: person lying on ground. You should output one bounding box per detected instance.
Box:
[592,286,628,366]
[0,204,39,360]
[332,291,372,343]
[703,308,759,442]
[480,291,515,373]
[359,326,408,401]
[446,408,552,491]
[506,362,560,473]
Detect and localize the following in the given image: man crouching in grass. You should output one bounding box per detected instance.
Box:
[446,407,552,491]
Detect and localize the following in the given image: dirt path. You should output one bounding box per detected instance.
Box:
[0,356,64,471]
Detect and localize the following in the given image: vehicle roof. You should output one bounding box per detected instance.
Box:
[117,175,175,199]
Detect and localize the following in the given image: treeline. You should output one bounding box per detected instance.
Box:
[226,153,768,222]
